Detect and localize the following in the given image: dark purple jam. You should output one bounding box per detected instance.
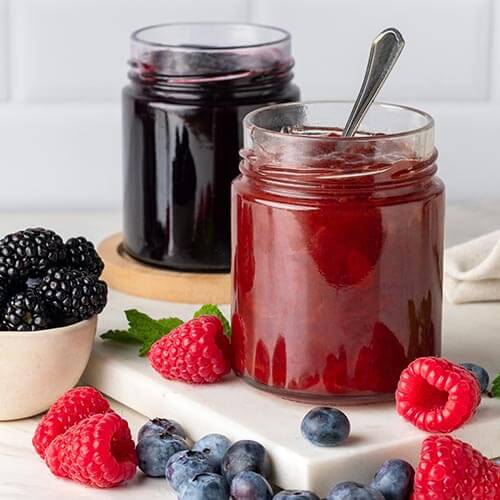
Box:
[122,23,300,272]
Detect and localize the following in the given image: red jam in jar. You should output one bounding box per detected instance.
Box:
[231,102,445,403]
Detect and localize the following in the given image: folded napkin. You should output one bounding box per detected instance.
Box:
[445,230,500,304]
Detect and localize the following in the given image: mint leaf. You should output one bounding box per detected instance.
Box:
[138,339,157,357]
[492,374,500,398]
[125,309,166,338]
[100,330,141,344]
[138,317,183,356]
[101,310,183,356]
[194,304,231,337]
[158,317,184,331]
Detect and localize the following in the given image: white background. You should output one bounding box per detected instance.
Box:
[0,0,498,211]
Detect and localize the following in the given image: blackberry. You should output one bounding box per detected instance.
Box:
[65,237,104,277]
[39,268,107,321]
[25,275,44,290]
[0,281,9,328]
[3,290,51,331]
[0,270,10,307]
[0,228,66,281]
[0,282,8,306]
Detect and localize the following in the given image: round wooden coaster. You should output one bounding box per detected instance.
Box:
[98,234,231,304]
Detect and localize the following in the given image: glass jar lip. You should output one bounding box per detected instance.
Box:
[131,22,291,51]
[244,100,435,142]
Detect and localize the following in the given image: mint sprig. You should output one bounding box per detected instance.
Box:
[100,329,140,344]
[101,309,182,356]
[491,373,500,398]
[194,304,231,337]
[100,304,230,355]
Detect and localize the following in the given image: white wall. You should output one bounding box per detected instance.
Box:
[0,0,498,210]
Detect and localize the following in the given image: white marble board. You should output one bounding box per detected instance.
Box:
[83,290,500,497]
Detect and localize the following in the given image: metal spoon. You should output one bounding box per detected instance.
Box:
[342,28,405,137]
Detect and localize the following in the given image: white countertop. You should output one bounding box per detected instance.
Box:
[0,203,499,499]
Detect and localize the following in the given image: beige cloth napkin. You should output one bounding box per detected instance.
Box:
[445,230,500,304]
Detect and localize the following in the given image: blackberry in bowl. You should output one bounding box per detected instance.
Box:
[0,228,108,420]
[39,268,107,322]
[3,290,51,331]
[0,227,66,281]
[0,228,107,330]
[65,236,104,276]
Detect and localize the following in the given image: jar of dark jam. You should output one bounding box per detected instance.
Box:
[232,102,445,403]
[123,23,300,272]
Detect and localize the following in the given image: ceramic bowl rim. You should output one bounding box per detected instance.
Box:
[0,315,97,338]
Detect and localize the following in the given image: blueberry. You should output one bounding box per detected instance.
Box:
[192,434,232,471]
[460,363,490,393]
[327,482,384,500]
[230,470,273,500]
[221,440,272,483]
[300,407,350,447]
[138,417,188,441]
[136,434,189,477]
[178,472,229,500]
[370,459,414,500]
[273,490,320,499]
[166,450,217,492]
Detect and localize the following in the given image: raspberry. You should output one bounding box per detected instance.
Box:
[33,386,110,458]
[413,435,500,499]
[148,316,231,384]
[45,412,137,488]
[396,357,480,433]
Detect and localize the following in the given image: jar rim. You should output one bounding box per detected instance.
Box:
[130,22,293,80]
[244,100,434,142]
[241,101,437,192]
[131,22,291,51]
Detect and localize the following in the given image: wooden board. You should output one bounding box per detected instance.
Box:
[98,234,231,304]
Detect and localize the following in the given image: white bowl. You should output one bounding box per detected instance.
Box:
[0,316,97,421]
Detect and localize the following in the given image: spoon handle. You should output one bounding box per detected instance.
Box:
[342,28,405,137]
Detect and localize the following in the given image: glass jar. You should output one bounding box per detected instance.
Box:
[123,23,300,272]
[231,102,445,403]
